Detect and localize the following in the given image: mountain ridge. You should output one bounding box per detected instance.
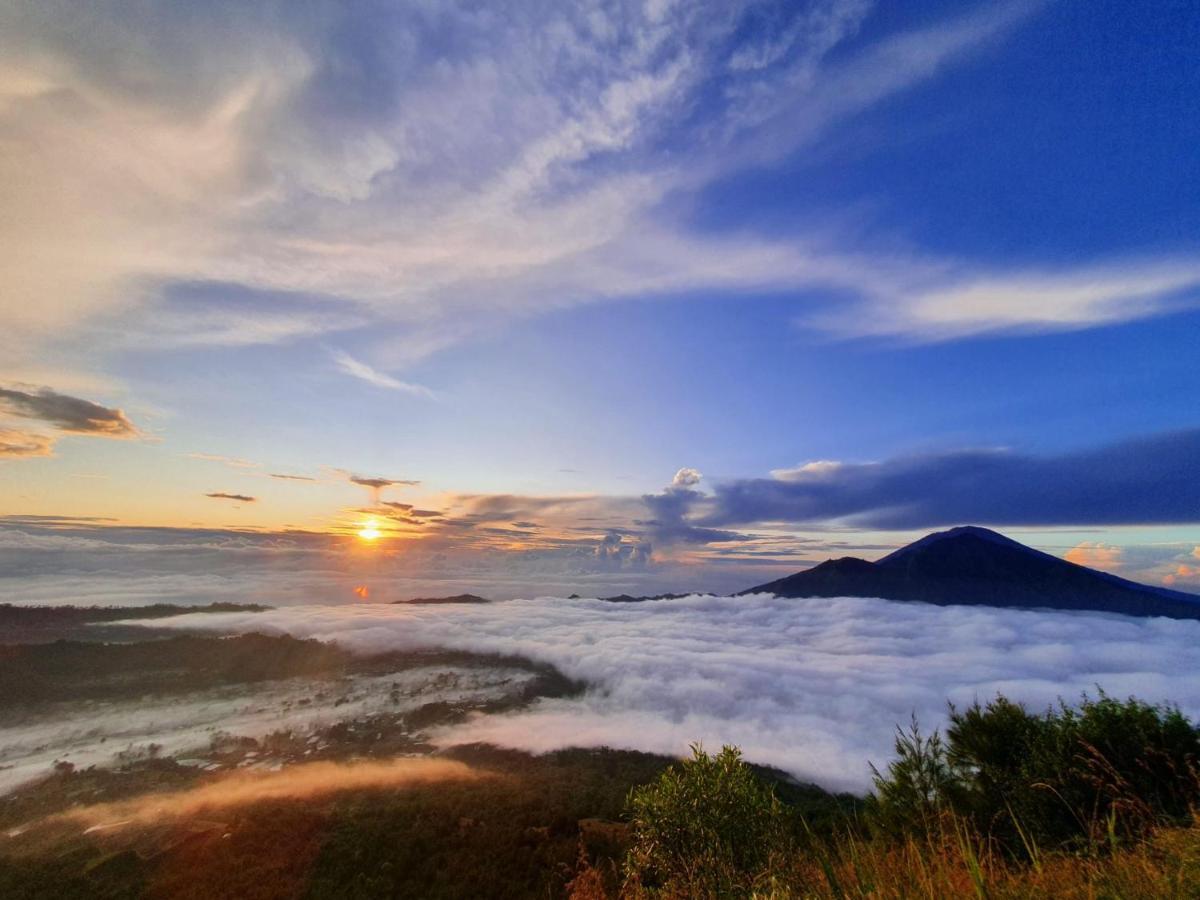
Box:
[740,526,1200,619]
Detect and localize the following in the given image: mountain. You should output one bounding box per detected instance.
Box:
[599,592,712,603]
[393,594,490,605]
[740,526,1200,619]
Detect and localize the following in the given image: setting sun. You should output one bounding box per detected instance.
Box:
[357,519,382,541]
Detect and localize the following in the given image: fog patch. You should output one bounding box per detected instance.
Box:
[0,665,534,793]
[50,758,485,834]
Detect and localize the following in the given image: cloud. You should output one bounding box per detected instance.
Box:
[189,452,260,469]
[330,349,434,397]
[641,470,745,546]
[1064,542,1124,572]
[595,530,652,570]
[349,474,419,490]
[817,258,1200,341]
[671,467,702,487]
[1,0,1105,381]
[0,428,55,458]
[0,386,138,437]
[205,492,257,503]
[269,472,317,481]
[771,460,843,480]
[704,429,1200,530]
[148,595,1200,793]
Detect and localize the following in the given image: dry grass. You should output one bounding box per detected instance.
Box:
[573,809,1200,898]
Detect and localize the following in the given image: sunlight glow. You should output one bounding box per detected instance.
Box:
[357,519,382,541]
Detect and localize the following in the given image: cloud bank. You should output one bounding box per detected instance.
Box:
[704,429,1200,529]
[148,595,1200,792]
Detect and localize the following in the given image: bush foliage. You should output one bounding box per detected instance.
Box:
[624,745,792,896]
[871,691,1200,855]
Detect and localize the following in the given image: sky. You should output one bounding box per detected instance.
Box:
[1,0,1199,600]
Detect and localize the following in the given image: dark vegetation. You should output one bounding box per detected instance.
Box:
[572,693,1200,898]
[0,632,581,711]
[870,693,1200,854]
[0,747,679,899]
[0,602,270,644]
[743,525,1200,619]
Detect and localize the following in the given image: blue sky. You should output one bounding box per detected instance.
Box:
[1,0,1198,598]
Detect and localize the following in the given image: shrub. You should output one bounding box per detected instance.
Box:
[868,715,960,839]
[624,744,792,897]
[870,692,1200,856]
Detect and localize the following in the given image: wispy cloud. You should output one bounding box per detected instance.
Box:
[1,0,1116,379]
[189,452,260,469]
[808,257,1200,341]
[205,492,257,503]
[348,474,419,490]
[0,428,55,458]
[330,350,434,397]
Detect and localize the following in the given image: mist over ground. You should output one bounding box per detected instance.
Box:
[143,595,1200,793]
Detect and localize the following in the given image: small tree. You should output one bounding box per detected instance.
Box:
[624,744,791,897]
[868,715,959,838]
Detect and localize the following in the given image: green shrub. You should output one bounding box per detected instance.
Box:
[870,692,1200,856]
[868,715,961,839]
[624,744,792,897]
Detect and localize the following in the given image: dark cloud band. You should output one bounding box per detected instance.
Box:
[703,429,1200,530]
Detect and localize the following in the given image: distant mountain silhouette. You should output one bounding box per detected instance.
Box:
[741,526,1200,620]
[393,594,490,605]
[598,592,712,603]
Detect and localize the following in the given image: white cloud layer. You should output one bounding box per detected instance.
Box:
[145,594,1200,793]
[9,0,1191,378]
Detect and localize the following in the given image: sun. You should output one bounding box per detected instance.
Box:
[357,519,382,541]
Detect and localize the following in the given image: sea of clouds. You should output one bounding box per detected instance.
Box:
[143,595,1200,793]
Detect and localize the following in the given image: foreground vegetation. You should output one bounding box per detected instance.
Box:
[575,692,1200,898]
[3,691,1199,897]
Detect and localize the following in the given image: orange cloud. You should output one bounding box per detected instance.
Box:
[1166,564,1200,587]
[1064,542,1123,572]
[0,428,54,458]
